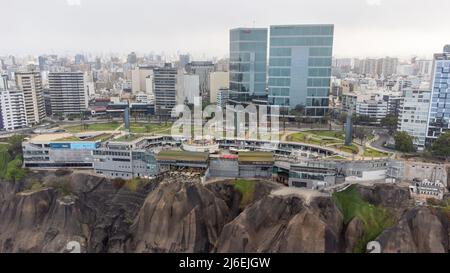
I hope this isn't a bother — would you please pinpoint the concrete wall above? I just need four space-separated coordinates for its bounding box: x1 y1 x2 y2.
402 161 448 186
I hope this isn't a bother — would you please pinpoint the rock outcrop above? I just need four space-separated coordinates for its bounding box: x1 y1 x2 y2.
376 207 449 253
0 172 448 253
0 172 155 253
215 192 343 253
127 182 230 253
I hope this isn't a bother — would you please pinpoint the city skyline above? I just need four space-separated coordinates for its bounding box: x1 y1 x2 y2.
1 0 449 59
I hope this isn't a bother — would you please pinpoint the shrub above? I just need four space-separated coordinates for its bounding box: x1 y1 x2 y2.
112 177 126 190
46 178 73 196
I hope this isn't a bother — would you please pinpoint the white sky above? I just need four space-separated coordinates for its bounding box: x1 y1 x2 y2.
1 0 449 59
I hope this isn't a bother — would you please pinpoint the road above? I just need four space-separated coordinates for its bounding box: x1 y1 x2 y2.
369 129 397 153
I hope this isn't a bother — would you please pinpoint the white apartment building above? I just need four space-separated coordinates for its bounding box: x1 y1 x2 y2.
0 76 28 131
398 89 430 150
15 71 46 124
341 93 357 114
48 72 88 115
356 99 388 124
135 92 154 104
217 88 230 108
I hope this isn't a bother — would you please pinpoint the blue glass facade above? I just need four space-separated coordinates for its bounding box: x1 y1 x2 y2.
229 28 268 104
268 25 333 117
426 51 450 144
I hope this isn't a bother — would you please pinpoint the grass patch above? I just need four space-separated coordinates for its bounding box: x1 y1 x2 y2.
363 147 389 158
306 130 344 140
233 179 256 207
64 122 121 133
329 143 359 154
129 122 172 134
0 144 11 179
287 130 345 146
333 185 395 253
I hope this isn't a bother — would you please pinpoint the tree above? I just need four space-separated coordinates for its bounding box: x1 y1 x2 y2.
7 135 25 158
431 131 450 160
5 156 26 182
353 126 369 145
145 124 152 133
381 114 398 133
394 132 415 153
323 110 332 131
290 104 305 126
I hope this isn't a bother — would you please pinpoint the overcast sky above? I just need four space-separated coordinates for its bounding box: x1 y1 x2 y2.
1 0 449 59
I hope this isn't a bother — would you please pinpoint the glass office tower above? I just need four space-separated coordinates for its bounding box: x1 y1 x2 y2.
426 45 450 145
268 24 334 117
229 28 268 105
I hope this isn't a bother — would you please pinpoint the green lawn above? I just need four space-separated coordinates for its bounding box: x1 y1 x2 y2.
363 147 389 158
330 143 359 154
287 130 345 146
64 122 121 133
288 132 339 146
233 179 256 208
0 144 10 179
306 130 345 140
333 185 395 253
129 122 172 134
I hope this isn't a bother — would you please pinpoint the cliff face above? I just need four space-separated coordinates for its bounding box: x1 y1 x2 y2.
0 172 156 253
215 193 343 253
376 208 449 253
0 172 448 253
127 182 230 253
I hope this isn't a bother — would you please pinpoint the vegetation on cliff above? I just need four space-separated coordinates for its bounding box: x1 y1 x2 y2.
333 185 395 253
233 179 256 207
0 135 27 182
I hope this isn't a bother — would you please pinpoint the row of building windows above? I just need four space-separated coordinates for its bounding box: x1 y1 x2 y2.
270 37 333 47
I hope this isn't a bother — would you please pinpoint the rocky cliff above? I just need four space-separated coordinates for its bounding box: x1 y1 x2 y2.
0 172 448 253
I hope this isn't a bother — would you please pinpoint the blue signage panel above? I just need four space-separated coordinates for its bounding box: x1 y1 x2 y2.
49 142 98 150
70 142 97 150
49 143 71 149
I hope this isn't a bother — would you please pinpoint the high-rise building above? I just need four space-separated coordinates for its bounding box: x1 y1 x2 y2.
0 75 28 131
15 71 46 124
229 28 268 105
131 66 153 93
38 56 46 71
179 54 190 70
268 24 334 117
75 54 85 65
416 60 433 76
48 72 87 116
154 64 177 116
398 89 431 150
127 52 137 65
185 61 214 102
176 73 200 105
426 45 450 145
382 93 403 116
217 88 230 108
376 57 398 77
209 71 229 104
360 59 378 76
356 100 387 124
